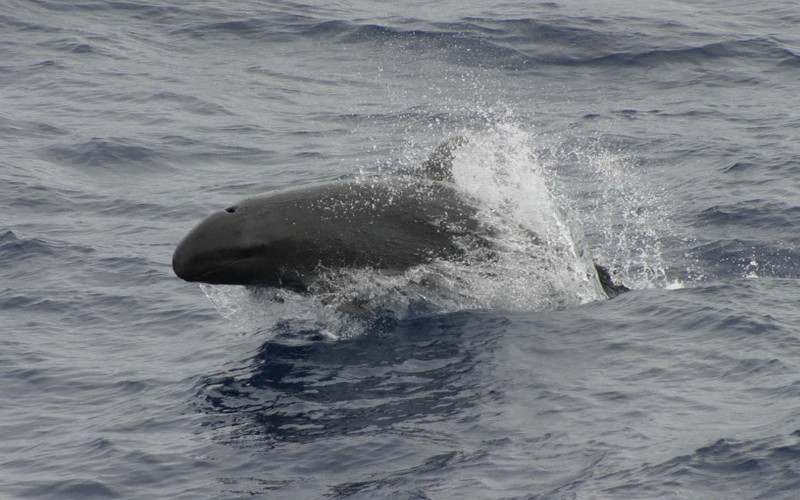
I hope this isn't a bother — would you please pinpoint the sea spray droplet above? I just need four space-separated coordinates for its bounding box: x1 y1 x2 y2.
541 135 675 290
199 284 356 340
445 123 608 308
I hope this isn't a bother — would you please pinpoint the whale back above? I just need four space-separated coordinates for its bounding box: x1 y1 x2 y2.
172 179 489 289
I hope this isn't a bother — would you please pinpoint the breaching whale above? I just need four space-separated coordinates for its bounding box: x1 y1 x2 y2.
172 140 629 301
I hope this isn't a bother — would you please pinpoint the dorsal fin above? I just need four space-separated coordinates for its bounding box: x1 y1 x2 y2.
594 263 630 298
418 136 468 182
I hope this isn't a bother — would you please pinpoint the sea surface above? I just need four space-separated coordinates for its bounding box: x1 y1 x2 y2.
3 1 800 498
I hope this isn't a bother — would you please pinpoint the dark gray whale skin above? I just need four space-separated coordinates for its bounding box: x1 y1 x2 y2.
173 138 629 299
172 178 490 292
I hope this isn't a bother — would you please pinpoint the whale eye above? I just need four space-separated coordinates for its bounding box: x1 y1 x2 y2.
225 206 237 214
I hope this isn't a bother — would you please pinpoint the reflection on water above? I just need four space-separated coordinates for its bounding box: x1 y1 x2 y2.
196 312 507 447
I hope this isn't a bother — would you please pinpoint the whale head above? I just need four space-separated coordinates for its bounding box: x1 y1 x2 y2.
172 201 314 291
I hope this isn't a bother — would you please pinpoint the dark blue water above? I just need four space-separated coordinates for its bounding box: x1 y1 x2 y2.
3 1 800 498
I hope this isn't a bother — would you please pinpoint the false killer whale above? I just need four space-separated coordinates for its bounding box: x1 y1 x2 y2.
172 140 629 300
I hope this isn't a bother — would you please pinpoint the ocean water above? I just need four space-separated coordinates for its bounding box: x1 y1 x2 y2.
3 1 800 498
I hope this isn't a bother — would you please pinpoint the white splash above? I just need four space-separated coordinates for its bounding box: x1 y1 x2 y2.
199 284 360 340
447 122 608 310
591 153 668 288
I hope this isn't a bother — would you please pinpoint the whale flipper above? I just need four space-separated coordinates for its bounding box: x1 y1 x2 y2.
595 263 630 298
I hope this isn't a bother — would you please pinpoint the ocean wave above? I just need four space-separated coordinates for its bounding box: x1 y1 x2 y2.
43 137 172 171
18 479 119 500
697 201 800 232
170 14 800 72
5 181 176 222
690 239 800 279
0 230 93 263
0 229 51 255
171 18 279 40
0 116 68 141
9 1 800 71
576 37 800 68
577 434 800 499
